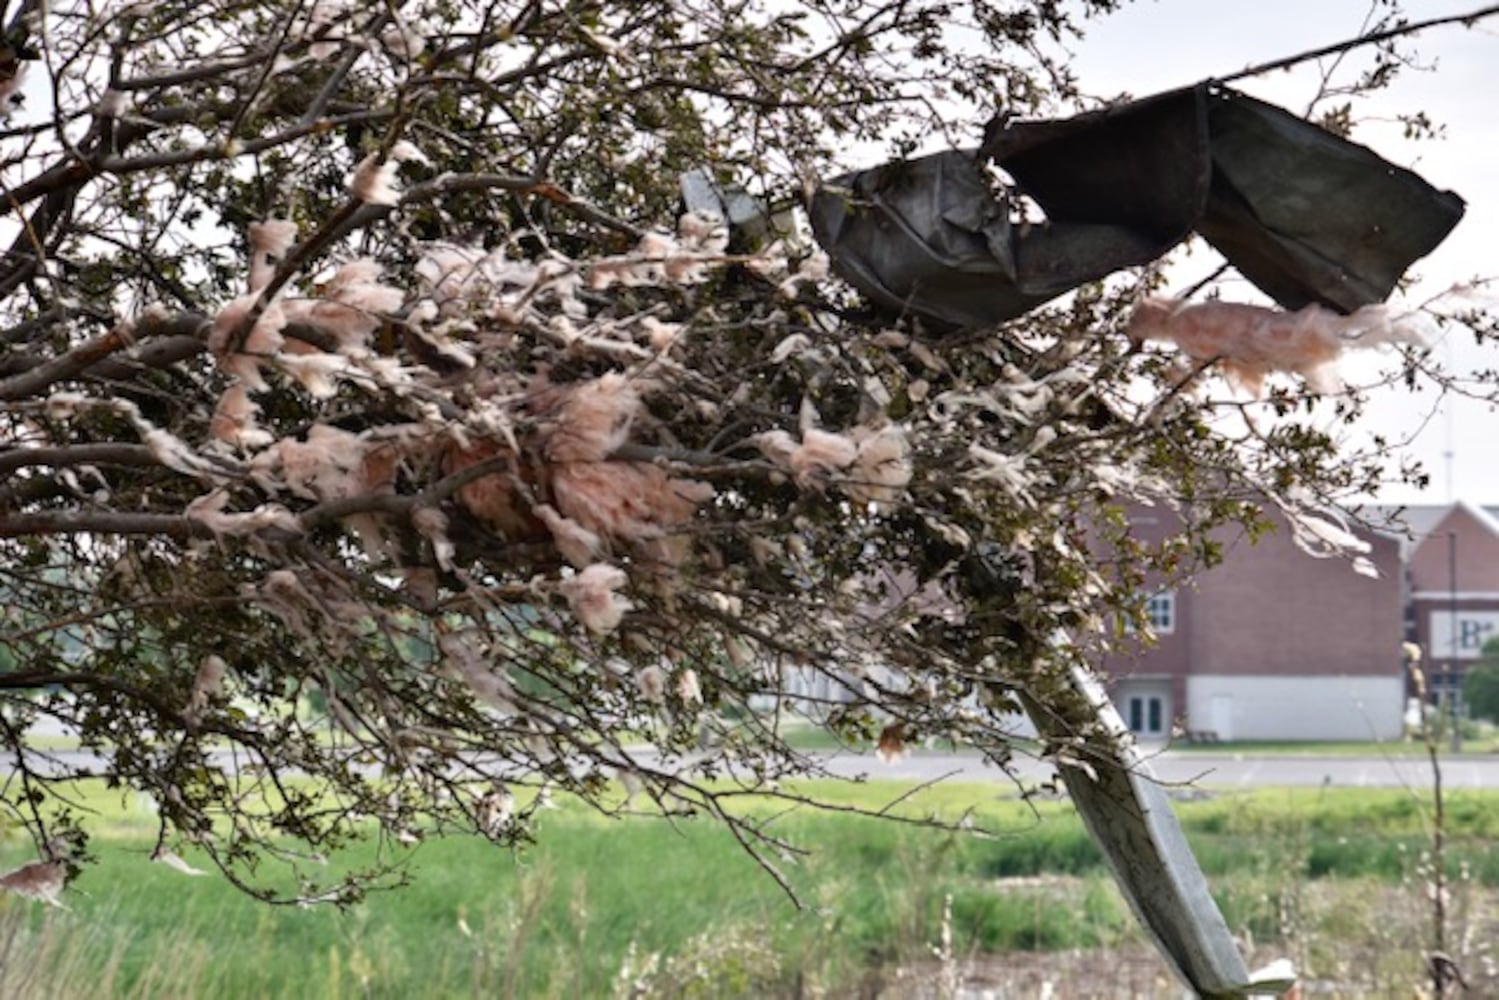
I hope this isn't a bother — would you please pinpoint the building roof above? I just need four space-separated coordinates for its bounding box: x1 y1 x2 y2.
1358 502 1499 555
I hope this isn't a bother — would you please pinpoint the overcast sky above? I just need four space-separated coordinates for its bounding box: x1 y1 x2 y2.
1063 0 1499 505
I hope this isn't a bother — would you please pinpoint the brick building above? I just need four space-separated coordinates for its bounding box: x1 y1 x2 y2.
1402 501 1499 703
795 501 1497 742
1101 505 1407 741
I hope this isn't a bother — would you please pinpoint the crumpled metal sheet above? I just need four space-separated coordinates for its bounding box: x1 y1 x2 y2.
809 83 1464 331
1022 665 1295 999
681 167 775 243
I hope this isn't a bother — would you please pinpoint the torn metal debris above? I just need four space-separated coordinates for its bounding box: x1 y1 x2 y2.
810 83 1465 331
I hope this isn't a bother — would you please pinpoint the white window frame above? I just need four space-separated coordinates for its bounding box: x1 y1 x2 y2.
1144 591 1176 635
1127 694 1167 736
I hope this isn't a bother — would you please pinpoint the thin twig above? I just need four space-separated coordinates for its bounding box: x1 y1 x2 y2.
1218 3 1499 85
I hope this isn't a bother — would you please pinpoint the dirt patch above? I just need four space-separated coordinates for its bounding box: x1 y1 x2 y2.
891 942 1499 999
891 945 1181 999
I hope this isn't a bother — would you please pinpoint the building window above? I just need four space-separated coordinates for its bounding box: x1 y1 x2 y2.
1144 591 1176 634
1118 590 1177 636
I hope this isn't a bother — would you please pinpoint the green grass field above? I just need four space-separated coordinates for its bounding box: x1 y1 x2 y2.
0 781 1495 997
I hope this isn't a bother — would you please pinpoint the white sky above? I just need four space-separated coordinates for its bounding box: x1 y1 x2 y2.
1066 0 1499 505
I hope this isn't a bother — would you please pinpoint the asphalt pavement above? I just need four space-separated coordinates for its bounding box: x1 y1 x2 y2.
806 747 1499 790
14 740 1499 790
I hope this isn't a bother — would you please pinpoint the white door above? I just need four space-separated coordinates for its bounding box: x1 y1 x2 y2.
1127 695 1166 737
1209 694 1234 742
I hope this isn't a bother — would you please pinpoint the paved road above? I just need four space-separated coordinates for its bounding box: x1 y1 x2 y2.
805 748 1499 790
16 743 1499 790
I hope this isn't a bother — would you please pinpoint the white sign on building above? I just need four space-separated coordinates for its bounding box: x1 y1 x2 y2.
1429 610 1499 659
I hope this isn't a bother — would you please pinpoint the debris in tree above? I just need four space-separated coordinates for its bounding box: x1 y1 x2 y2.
809 83 1464 331
152 846 209 877
0 860 66 907
1127 297 1428 396
875 722 906 763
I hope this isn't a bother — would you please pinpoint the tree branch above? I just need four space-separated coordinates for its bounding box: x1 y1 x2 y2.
0 327 135 401
0 511 209 538
0 311 209 401
0 442 156 476
1218 3 1499 84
